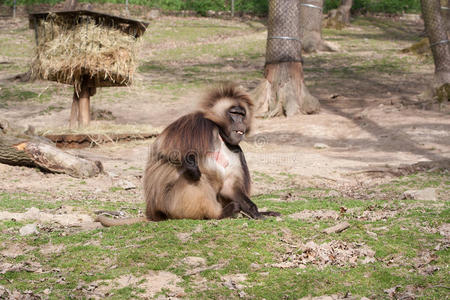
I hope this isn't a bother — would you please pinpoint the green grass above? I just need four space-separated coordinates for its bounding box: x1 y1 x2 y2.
0 171 448 298
0 84 64 104
0 12 445 299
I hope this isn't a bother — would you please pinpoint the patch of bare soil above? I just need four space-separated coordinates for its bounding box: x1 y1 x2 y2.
0 207 101 230
272 240 376 269
0 285 42 300
347 206 398 221
289 210 340 221
87 271 184 299
0 15 448 206
0 261 44 274
0 243 35 258
299 295 367 300
222 273 249 297
39 243 66 255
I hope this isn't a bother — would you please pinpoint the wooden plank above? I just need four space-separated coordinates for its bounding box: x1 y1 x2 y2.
78 82 90 127
29 9 149 37
69 91 79 128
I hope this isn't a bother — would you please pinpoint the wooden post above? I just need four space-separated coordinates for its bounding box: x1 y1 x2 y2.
69 91 79 128
13 0 16 18
78 81 91 127
231 0 235 17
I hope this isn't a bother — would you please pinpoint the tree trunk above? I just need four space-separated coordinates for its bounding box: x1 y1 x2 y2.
252 0 320 117
299 0 336 53
325 0 353 29
446 0 450 33
78 82 91 127
0 120 103 178
421 0 450 101
70 78 94 128
339 0 353 24
63 0 78 10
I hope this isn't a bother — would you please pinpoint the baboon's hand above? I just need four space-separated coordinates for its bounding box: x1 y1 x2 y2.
260 211 281 217
240 201 262 219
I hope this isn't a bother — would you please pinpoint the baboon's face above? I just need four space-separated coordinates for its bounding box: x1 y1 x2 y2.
221 105 247 145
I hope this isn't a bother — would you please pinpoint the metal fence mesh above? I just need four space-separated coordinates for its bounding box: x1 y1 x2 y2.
299 0 323 41
266 0 303 64
421 0 450 75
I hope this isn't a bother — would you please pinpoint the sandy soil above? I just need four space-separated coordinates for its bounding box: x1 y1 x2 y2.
0 15 449 198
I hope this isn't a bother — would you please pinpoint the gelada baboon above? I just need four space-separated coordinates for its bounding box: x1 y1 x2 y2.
96 84 279 226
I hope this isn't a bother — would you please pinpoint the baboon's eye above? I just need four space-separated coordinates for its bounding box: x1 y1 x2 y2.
229 106 246 116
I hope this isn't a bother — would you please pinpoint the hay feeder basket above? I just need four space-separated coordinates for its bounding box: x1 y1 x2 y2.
29 10 148 127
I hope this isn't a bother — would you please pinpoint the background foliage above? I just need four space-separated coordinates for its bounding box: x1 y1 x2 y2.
0 0 422 15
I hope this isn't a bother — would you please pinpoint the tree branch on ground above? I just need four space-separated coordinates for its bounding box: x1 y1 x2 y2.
0 119 103 178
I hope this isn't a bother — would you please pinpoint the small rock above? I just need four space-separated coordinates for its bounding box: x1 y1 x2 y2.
116 180 136 190
181 256 206 268
403 188 437 201
361 257 376 264
438 223 450 237
313 143 329 149
25 207 40 218
384 286 400 298
19 224 39 236
222 274 247 291
176 232 191 243
367 231 378 239
107 172 119 178
327 190 339 197
238 291 247 298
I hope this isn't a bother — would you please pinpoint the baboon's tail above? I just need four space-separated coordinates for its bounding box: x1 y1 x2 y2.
95 215 147 227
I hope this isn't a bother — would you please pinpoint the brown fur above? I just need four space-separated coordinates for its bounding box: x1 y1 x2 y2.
201 84 254 133
96 84 277 227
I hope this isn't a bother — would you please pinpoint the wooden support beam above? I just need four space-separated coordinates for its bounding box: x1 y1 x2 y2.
78 81 91 127
69 91 79 128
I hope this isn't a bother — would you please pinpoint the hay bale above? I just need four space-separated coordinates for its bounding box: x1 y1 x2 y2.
30 11 145 92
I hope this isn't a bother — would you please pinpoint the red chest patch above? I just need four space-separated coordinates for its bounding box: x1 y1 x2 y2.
207 150 229 169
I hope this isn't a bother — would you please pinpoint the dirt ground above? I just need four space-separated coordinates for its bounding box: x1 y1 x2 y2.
0 15 449 196
0 11 449 299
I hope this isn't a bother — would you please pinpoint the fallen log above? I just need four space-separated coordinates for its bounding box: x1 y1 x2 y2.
44 132 159 148
0 119 103 178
